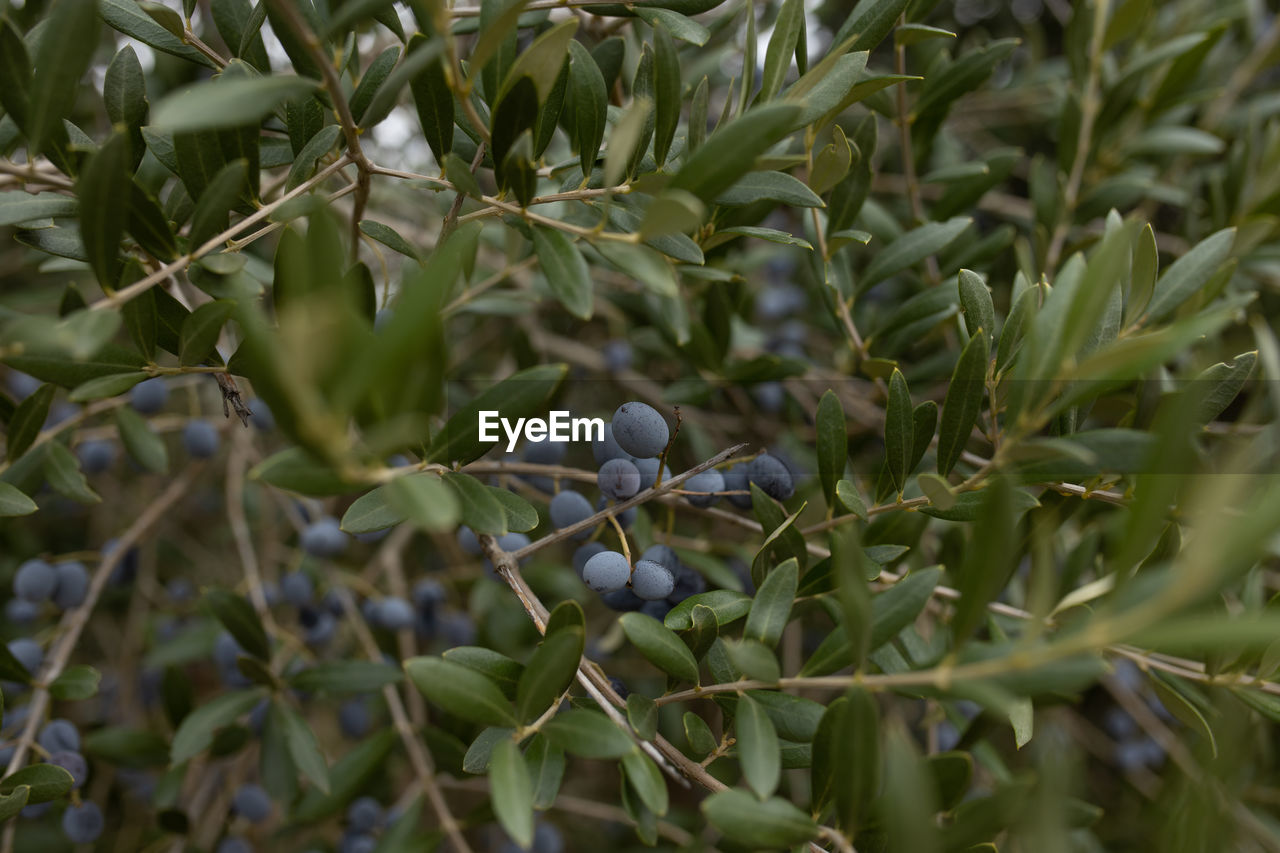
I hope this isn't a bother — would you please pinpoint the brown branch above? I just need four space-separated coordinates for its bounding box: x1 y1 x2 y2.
1044 0 1110 271
266 0 371 257
330 584 476 853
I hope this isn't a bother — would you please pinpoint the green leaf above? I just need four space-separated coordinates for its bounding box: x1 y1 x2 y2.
863 218 972 287
203 588 270 660
404 656 518 727
812 688 879 830
408 37 453 164
540 709 634 758
715 170 823 207
835 480 868 520
702 789 818 848
831 0 909 54
626 694 658 741
83 727 169 768
635 7 709 45
912 38 1019 134
280 701 330 794
250 448 358 496
736 695 781 799
7 383 54 462
151 75 320 132
101 0 212 66
0 192 78 227
951 476 1017 643
651 22 681 167
916 471 955 510
138 0 183 37
532 227 593 320
443 471 507 535
515 622 583 723
0 784 28 821
288 661 403 693
0 483 38 518
619 612 699 683
115 405 168 474
1124 222 1159 327
360 220 421 261
285 124 342 191
128 181 179 260
621 748 668 816
27 0 98 157
567 41 607 179
664 590 752 630
0 20 31 136
427 364 567 465
445 647 525 698
499 17 577 104
668 103 803 205
293 730 396 823
0 764 73 805
784 52 873 128
189 160 247 249
957 269 995 343
1194 351 1257 424
0 638 35 682
759 0 802 102
604 96 652 188
595 241 679 297
896 22 956 46
490 487 539 533
750 488 807 584
260 702 298 804
684 712 716 757
703 225 811 250
44 442 100 504
526 734 565 810
78 132 132 287
463 727 512 774
171 689 264 763
937 331 989 476
350 45 400 125
360 37 446 130
386 473 461 532
723 637 781 682
179 300 234 367
884 369 913 495
1141 227 1235 324
743 558 798 649
490 738 534 848
688 75 709 153
816 390 847 510
341 485 406 533
809 126 853 196
870 567 942 650
13 225 87 262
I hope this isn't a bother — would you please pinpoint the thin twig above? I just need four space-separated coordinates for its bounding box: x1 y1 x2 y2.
88 156 353 311
332 585 476 853
266 0 372 257
1044 0 1110 271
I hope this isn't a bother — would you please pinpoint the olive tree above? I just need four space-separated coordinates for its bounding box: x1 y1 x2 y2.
1 0 1279 851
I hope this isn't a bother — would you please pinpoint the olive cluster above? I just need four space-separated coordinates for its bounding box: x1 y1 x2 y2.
468 401 796 621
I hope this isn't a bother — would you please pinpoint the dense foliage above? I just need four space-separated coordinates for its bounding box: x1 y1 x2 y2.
1 0 1279 850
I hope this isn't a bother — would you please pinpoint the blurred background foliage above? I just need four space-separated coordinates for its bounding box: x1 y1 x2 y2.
1 0 1279 851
